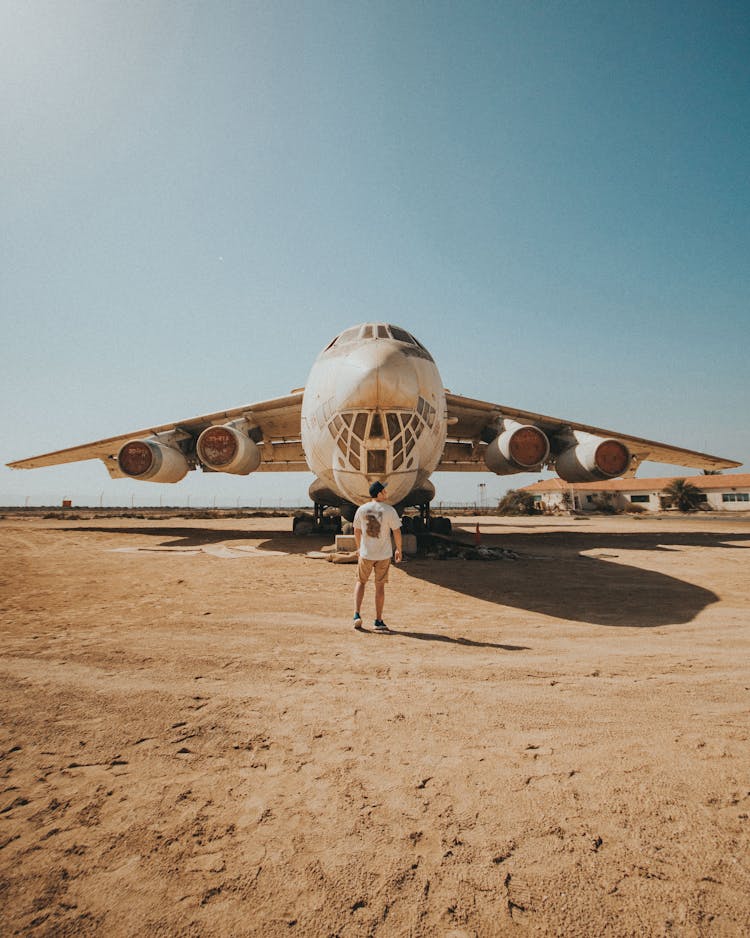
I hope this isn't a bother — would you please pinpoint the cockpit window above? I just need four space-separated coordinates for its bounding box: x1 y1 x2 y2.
325 326 361 351
339 327 360 344
390 326 411 344
326 324 431 358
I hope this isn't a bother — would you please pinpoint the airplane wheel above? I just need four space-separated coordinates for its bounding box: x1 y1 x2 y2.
293 515 314 536
431 516 452 535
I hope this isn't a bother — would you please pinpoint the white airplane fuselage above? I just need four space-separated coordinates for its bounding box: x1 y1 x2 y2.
301 325 447 506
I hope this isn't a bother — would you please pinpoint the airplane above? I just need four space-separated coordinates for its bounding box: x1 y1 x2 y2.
7 322 741 533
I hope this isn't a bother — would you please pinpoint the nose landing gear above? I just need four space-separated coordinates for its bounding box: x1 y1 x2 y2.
292 503 343 536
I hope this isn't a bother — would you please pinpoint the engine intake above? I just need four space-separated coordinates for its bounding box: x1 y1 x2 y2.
555 432 630 482
117 439 189 483
484 422 550 475
197 425 261 475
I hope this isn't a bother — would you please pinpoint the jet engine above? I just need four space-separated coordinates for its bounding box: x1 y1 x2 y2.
484 421 550 475
117 439 189 482
196 424 261 475
555 431 630 482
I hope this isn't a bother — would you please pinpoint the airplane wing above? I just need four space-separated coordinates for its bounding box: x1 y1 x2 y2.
439 392 741 473
7 392 307 477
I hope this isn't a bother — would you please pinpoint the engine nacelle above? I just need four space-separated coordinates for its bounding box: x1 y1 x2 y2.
484 422 550 475
196 425 261 475
117 439 189 483
555 431 630 482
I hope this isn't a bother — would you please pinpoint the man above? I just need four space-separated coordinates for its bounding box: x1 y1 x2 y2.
352 481 402 632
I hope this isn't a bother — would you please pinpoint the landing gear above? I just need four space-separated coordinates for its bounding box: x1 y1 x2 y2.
314 503 326 530
292 514 314 536
430 515 452 536
292 504 343 536
401 504 452 536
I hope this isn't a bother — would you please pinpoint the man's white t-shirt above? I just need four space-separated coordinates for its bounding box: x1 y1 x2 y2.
353 501 402 561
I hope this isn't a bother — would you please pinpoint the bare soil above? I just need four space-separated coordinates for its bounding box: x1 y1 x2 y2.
1 513 749 936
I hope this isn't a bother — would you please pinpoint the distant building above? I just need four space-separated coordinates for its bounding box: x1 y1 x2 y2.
521 474 750 513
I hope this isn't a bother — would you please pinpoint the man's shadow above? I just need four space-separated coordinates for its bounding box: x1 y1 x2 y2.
354 624 528 650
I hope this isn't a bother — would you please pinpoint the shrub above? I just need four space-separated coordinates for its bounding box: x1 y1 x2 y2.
624 502 647 514
497 490 537 516
592 492 619 514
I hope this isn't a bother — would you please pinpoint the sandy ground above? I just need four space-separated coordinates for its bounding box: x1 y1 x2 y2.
1 512 749 937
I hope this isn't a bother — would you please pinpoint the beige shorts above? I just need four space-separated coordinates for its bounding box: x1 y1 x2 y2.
357 557 391 585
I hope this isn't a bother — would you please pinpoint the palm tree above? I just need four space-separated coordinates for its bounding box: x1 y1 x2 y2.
663 478 702 512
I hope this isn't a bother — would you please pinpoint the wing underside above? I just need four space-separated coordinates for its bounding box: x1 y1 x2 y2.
439 392 741 473
7 388 741 482
7 393 307 476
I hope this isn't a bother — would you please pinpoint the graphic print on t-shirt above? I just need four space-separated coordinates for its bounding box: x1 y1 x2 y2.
365 511 381 538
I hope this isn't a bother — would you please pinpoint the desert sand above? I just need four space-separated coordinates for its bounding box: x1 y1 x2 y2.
1 511 749 937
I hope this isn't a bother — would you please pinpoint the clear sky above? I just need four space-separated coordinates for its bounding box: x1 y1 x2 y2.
1 1 748 508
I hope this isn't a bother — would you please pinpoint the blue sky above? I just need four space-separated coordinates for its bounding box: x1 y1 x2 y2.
1 1 748 507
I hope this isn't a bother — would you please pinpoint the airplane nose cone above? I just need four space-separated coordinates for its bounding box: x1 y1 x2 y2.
337 344 419 410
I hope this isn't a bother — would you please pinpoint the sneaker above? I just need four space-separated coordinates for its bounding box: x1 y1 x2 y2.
373 619 390 632
353 612 363 630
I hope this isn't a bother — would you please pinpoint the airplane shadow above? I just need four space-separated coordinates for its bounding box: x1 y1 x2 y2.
61 524 750 629
64 525 323 555
397 528 750 628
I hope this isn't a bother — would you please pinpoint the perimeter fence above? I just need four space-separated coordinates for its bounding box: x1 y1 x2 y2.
0 493 311 511
0 492 491 513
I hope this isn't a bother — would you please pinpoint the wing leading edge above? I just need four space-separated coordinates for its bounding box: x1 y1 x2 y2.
439 393 741 474
7 393 306 476
7 389 741 481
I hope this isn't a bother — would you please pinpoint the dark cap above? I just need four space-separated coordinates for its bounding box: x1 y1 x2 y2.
369 481 386 497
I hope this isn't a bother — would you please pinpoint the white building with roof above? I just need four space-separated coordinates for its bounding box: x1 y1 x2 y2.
521 474 750 512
